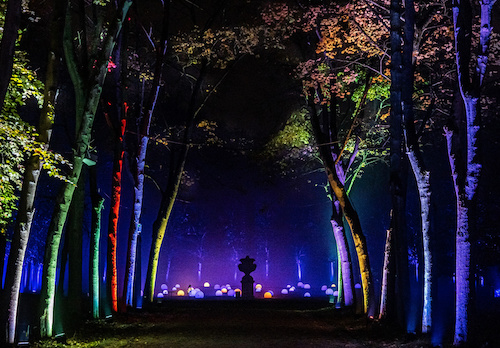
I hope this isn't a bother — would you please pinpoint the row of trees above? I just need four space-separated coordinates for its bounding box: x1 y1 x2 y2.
0 0 498 346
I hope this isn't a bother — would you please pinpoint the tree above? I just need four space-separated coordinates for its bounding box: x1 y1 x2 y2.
447 0 497 344
39 0 132 337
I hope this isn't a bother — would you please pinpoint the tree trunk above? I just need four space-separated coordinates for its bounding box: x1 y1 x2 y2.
39 1 132 337
123 1 170 307
330 200 354 307
89 166 104 319
379 226 393 319
0 0 21 111
451 0 495 344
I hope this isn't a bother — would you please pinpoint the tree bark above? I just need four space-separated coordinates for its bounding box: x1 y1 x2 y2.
123 1 170 307
0 0 21 111
39 1 132 337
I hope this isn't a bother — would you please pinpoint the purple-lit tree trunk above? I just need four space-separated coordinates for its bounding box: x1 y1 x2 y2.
331 200 354 307
39 1 132 337
123 2 170 308
450 0 495 344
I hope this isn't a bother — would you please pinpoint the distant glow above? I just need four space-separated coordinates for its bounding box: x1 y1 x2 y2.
161 284 168 290
221 288 228 294
204 282 210 288
226 284 231 289
321 285 327 291
228 289 235 297
172 287 177 291
215 290 223 296
495 289 500 298
354 283 361 289
255 287 262 292
287 284 291 288
331 284 336 288
304 284 311 289
177 290 185 296
157 293 164 298
255 284 262 289
289 287 295 292
214 284 221 290
162 290 168 295
297 282 304 288
333 291 338 296
325 288 334 295
304 292 311 297
281 289 288 295
195 291 205 299
264 292 273 298
175 284 181 288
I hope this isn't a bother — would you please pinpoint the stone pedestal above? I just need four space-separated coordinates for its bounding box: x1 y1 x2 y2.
238 256 257 299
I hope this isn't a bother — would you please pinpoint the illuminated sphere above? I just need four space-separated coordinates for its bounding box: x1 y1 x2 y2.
214 284 221 290
226 284 231 289
255 287 262 292
321 285 327 291
264 291 273 298
195 291 205 299
354 283 362 289
304 283 311 290
287 284 291 288
215 290 223 296
172 287 177 291
204 282 210 288
255 284 262 289
289 287 296 292
331 284 336 288
161 284 168 290
228 289 235 297
281 289 288 295
175 284 181 288
297 282 304 288
177 290 185 296
304 292 311 297
221 288 228 294
162 290 169 295
325 288 334 295
157 293 164 298
333 291 339 296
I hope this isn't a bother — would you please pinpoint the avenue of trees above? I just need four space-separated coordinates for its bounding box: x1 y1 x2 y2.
0 0 499 346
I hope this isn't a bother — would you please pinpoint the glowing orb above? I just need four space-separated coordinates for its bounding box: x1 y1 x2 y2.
228 289 235 297
157 293 164 298
215 290 223 296
321 285 327 291
354 283 361 289
297 282 304 288
172 287 177 291
264 292 273 298
226 284 231 289
255 284 262 289
325 288 334 295
289 287 296 292
221 288 228 294
255 288 262 292
287 284 291 288
162 290 168 295
195 291 205 299
304 284 311 289
333 291 339 296
304 292 311 297
495 289 500 298
177 290 185 296
204 282 210 288
175 284 181 288
214 284 221 290
161 284 168 290
281 289 288 295
331 284 336 288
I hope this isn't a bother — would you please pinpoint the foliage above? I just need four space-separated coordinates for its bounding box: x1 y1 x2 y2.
0 11 70 232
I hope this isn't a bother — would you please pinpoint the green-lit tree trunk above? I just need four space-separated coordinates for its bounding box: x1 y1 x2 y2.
39 0 132 337
89 165 104 319
124 1 170 307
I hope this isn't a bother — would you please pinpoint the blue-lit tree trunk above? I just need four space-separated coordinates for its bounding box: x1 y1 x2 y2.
123 2 170 307
39 0 132 337
450 0 495 344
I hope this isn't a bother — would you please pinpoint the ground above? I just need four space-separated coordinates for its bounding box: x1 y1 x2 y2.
31 299 439 348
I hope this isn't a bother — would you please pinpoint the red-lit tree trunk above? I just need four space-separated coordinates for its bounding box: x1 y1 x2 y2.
450 0 495 344
39 0 132 337
123 1 170 307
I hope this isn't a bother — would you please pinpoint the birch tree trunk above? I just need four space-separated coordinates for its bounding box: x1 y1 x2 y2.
123 1 170 307
90 165 104 319
39 1 132 337
451 0 495 344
